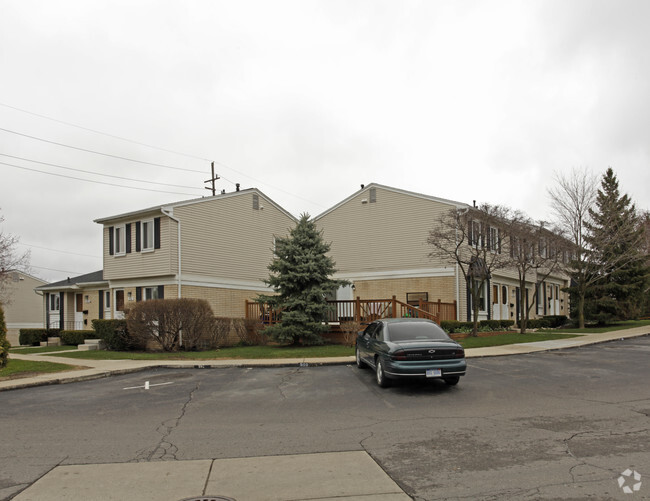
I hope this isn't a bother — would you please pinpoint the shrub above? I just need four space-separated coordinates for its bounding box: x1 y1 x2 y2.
520 318 552 330
59 330 96 346
440 320 474 333
18 328 58 346
499 320 515 329
340 320 363 347
91 319 135 351
0 305 9 369
543 315 569 328
126 298 215 352
479 320 501 331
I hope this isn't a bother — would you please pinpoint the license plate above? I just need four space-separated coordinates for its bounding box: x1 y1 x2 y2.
426 369 442 378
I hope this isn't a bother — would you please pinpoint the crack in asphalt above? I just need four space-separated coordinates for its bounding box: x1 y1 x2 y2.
133 382 200 462
277 368 301 400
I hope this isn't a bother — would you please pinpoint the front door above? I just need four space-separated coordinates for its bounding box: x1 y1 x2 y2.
115 290 125 319
75 293 84 329
501 285 509 320
492 284 501 320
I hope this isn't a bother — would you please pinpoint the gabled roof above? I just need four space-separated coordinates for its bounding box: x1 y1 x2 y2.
35 270 107 291
314 183 470 220
94 187 297 224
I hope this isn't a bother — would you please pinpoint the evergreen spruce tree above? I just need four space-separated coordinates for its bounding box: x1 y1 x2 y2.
258 214 348 345
0 305 10 368
584 168 648 323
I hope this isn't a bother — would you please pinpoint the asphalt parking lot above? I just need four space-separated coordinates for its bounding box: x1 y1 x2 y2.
2 337 649 500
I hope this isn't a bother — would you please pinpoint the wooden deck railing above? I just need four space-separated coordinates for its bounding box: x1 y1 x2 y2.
245 296 457 326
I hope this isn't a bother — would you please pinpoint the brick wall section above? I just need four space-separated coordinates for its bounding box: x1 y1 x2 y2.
353 276 456 305
179 285 260 318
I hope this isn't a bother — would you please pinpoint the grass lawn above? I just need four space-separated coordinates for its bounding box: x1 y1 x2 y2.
10 345 79 354
539 319 650 334
49 344 356 360
457 332 580 349
0 359 81 380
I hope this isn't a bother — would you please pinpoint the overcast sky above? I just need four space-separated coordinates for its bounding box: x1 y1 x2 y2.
1 0 649 283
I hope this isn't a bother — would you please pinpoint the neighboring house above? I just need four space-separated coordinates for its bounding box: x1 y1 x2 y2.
315 183 571 323
93 188 296 320
1 271 47 346
35 270 108 331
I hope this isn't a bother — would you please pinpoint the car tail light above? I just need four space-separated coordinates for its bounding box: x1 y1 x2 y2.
391 350 407 361
454 349 465 358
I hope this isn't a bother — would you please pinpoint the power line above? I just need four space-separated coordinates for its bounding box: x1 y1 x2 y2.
17 242 101 259
1 161 200 196
0 101 212 162
0 126 205 173
0 153 204 191
30 264 86 275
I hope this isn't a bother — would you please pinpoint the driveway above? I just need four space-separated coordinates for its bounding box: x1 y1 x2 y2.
1 337 649 500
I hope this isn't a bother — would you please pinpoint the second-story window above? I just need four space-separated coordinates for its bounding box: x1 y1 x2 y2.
141 219 154 252
114 225 126 256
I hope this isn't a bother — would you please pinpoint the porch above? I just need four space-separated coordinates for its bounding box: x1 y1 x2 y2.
245 296 457 327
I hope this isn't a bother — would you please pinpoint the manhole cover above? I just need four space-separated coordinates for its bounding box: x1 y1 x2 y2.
179 497 236 501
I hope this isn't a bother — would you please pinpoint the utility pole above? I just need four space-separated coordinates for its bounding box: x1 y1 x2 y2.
204 161 220 196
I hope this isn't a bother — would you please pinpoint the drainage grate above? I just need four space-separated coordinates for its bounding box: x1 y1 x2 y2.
179 497 236 501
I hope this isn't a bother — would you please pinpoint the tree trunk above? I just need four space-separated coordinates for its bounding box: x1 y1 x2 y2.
578 291 585 329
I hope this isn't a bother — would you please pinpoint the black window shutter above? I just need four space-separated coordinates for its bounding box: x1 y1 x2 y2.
154 217 161 249
98 291 104 319
136 287 142 302
125 223 132 253
108 227 114 256
59 292 64 329
135 221 141 252
157 285 164 299
45 293 50 327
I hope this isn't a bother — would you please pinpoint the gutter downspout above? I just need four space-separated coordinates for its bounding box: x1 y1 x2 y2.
160 208 182 299
161 208 182 346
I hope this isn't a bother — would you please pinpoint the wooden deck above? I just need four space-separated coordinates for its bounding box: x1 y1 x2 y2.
246 296 457 326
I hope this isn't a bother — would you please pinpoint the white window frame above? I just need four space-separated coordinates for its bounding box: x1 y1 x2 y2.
49 294 60 312
488 227 500 253
141 219 155 252
114 224 126 256
104 291 111 310
144 287 159 300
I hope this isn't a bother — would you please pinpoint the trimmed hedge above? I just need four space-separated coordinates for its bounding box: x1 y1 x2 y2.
18 328 60 346
91 319 136 351
543 315 569 328
59 330 97 346
441 319 514 333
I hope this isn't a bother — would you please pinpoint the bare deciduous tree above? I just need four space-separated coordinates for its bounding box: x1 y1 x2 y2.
506 215 571 332
547 168 597 328
0 211 31 305
428 204 512 336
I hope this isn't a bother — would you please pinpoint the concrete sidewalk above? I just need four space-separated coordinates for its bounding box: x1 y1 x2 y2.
2 326 648 393
11 451 412 501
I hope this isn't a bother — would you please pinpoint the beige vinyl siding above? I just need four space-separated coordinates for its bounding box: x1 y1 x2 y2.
1 273 45 324
174 193 294 282
102 214 174 280
317 187 457 273
3 273 46 345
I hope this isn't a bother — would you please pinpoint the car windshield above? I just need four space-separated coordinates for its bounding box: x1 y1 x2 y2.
386 322 451 342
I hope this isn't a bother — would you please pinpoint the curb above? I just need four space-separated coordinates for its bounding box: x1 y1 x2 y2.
3 330 648 392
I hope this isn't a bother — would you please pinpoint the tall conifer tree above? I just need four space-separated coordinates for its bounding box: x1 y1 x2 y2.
584 168 648 322
258 214 348 345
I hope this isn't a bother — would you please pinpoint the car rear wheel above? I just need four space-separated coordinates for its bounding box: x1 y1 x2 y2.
444 376 460 386
376 359 391 388
355 347 367 369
